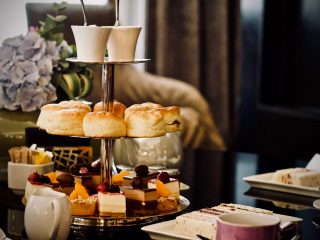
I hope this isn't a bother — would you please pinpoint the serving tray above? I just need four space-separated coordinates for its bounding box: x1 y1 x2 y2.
71 196 189 228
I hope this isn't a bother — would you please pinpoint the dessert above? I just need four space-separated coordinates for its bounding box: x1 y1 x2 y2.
272 168 320 187
122 165 158 187
24 172 51 201
148 171 180 200
93 100 126 118
69 182 97 216
24 172 74 202
155 178 178 212
83 111 126 137
97 183 126 215
120 186 158 215
174 203 273 240
124 102 182 137
37 100 91 136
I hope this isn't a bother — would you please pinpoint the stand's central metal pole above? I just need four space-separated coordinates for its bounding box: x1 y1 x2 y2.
100 64 114 186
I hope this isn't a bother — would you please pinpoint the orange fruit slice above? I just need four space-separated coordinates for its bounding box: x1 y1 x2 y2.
156 179 171 198
75 182 89 199
69 190 77 200
44 172 59 183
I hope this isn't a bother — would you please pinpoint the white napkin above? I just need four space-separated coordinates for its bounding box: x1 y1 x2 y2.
306 153 320 172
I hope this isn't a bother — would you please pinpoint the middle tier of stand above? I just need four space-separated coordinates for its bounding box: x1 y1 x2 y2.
67 57 150 65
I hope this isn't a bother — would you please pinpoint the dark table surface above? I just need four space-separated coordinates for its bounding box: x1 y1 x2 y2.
1 152 320 239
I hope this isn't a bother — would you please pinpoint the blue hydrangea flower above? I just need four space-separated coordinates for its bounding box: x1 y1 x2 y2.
0 32 58 112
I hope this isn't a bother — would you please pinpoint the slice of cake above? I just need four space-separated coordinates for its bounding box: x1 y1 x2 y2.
148 172 180 200
174 203 273 240
120 186 158 216
272 167 320 187
122 165 158 187
69 182 97 216
97 183 126 215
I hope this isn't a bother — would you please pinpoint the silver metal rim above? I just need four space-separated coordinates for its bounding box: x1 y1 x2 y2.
71 196 190 227
66 57 150 64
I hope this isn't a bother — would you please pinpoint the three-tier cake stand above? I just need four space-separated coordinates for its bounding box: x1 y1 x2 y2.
65 59 189 229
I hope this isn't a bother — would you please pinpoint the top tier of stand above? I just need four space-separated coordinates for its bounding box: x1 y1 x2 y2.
66 57 150 65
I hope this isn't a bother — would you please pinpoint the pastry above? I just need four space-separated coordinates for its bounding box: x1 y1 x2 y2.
69 182 97 216
93 100 126 118
120 186 158 215
154 178 178 212
122 165 158 187
125 102 182 137
148 172 180 200
83 111 126 137
37 100 91 136
174 203 273 240
272 168 320 187
97 183 126 215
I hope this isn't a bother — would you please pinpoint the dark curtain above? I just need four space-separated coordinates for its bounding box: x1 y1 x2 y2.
146 0 240 207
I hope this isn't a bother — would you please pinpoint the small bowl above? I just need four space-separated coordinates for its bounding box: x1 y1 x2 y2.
7 161 54 190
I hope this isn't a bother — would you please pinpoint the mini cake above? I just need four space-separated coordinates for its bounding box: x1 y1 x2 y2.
24 172 74 202
70 163 100 194
120 186 158 216
148 172 180 200
97 183 126 215
174 203 273 240
155 177 178 212
24 172 51 201
272 168 320 187
122 165 158 187
69 182 97 216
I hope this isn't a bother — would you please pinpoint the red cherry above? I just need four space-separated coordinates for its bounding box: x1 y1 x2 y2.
96 181 109 192
28 172 42 184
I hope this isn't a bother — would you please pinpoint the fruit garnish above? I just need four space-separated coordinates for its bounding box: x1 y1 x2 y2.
39 175 51 184
156 179 171 198
96 181 109 193
57 173 74 187
108 185 120 193
28 172 42 184
112 170 129 184
79 166 89 174
132 176 143 189
157 172 170 184
134 165 149 177
44 172 59 183
75 182 89 199
69 190 77 200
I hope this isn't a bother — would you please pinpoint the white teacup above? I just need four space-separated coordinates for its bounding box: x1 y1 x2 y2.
216 212 299 240
24 188 71 240
107 26 142 62
71 25 113 62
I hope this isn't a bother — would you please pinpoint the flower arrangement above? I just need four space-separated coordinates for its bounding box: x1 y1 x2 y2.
0 1 93 112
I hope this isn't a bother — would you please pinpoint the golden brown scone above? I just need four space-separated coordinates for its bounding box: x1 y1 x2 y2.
124 102 162 118
45 108 89 136
93 100 126 119
161 106 183 132
83 111 126 138
37 100 91 136
125 107 167 137
125 103 182 137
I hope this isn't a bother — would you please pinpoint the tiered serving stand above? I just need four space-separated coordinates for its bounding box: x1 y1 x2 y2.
64 57 189 228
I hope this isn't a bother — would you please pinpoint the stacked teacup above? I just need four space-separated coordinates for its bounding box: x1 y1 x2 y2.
71 25 141 62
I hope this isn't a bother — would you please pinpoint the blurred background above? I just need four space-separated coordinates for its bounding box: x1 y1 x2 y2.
0 0 320 209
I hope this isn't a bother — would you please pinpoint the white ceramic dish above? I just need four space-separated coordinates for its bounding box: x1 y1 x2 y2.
141 214 302 240
7 161 54 190
243 172 320 198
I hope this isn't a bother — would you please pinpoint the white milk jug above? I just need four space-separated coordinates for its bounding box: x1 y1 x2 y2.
24 188 71 240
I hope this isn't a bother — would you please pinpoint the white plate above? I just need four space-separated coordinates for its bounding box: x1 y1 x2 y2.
243 172 320 198
141 214 302 240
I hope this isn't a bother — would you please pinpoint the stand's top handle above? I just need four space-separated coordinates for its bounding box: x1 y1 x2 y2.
115 0 120 26
80 0 88 26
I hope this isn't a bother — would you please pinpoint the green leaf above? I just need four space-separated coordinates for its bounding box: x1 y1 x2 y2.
59 61 69 69
61 49 70 60
79 74 93 98
43 17 56 32
59 79 75 100
55 15 67 22
53 33 64 44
